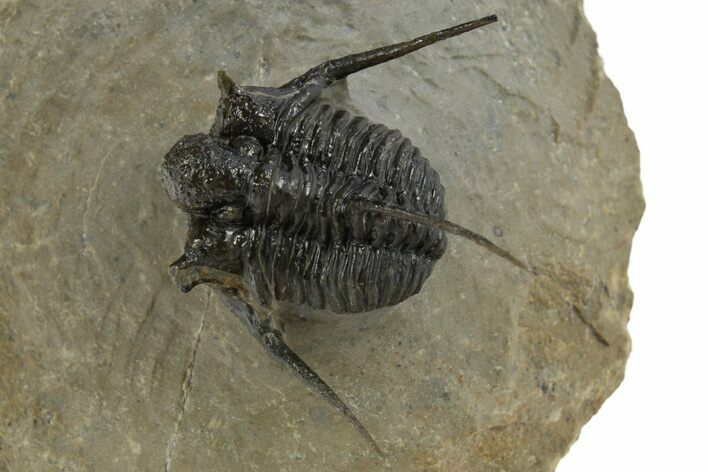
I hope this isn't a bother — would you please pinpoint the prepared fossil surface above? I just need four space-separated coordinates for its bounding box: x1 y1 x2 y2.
161 15 530 454
1 1 643 469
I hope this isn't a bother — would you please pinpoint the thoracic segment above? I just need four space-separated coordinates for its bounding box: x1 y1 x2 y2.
244 226 436 313
220 101 451 313
267 155 446 257
278 102 445 214
271 101 447 251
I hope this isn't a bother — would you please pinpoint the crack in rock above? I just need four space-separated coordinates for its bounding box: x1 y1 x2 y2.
164 294 210 472
529 264 610 346
81 145 113 257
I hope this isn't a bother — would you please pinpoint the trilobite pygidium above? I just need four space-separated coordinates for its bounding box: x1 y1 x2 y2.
162 14 532 455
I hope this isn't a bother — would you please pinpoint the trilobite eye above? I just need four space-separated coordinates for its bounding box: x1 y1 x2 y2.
214 205 243 223
229 135 264 161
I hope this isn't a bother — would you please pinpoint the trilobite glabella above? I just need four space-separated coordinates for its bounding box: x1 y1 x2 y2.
161 14 531 455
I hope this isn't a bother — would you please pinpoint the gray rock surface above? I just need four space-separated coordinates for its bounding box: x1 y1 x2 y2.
0 1 643 470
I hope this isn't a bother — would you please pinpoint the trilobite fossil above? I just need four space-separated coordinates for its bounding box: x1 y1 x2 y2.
161 14 532 454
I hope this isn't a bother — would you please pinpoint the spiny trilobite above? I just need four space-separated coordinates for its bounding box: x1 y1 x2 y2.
161 14 531 455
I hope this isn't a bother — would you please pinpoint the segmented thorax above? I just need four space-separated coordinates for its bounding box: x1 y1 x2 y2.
240 100 448 314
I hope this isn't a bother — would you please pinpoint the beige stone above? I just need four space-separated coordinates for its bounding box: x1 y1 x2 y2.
0 1 643 470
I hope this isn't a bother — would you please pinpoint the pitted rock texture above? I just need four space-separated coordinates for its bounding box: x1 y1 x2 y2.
0 1 643 471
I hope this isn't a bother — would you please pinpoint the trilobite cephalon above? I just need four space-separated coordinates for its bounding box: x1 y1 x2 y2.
161 14 532 455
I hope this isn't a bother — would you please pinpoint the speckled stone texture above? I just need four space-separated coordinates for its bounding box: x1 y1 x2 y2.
0 1 643 470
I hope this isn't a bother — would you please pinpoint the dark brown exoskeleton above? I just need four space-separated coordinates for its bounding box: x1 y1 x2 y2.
161 15 532 455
